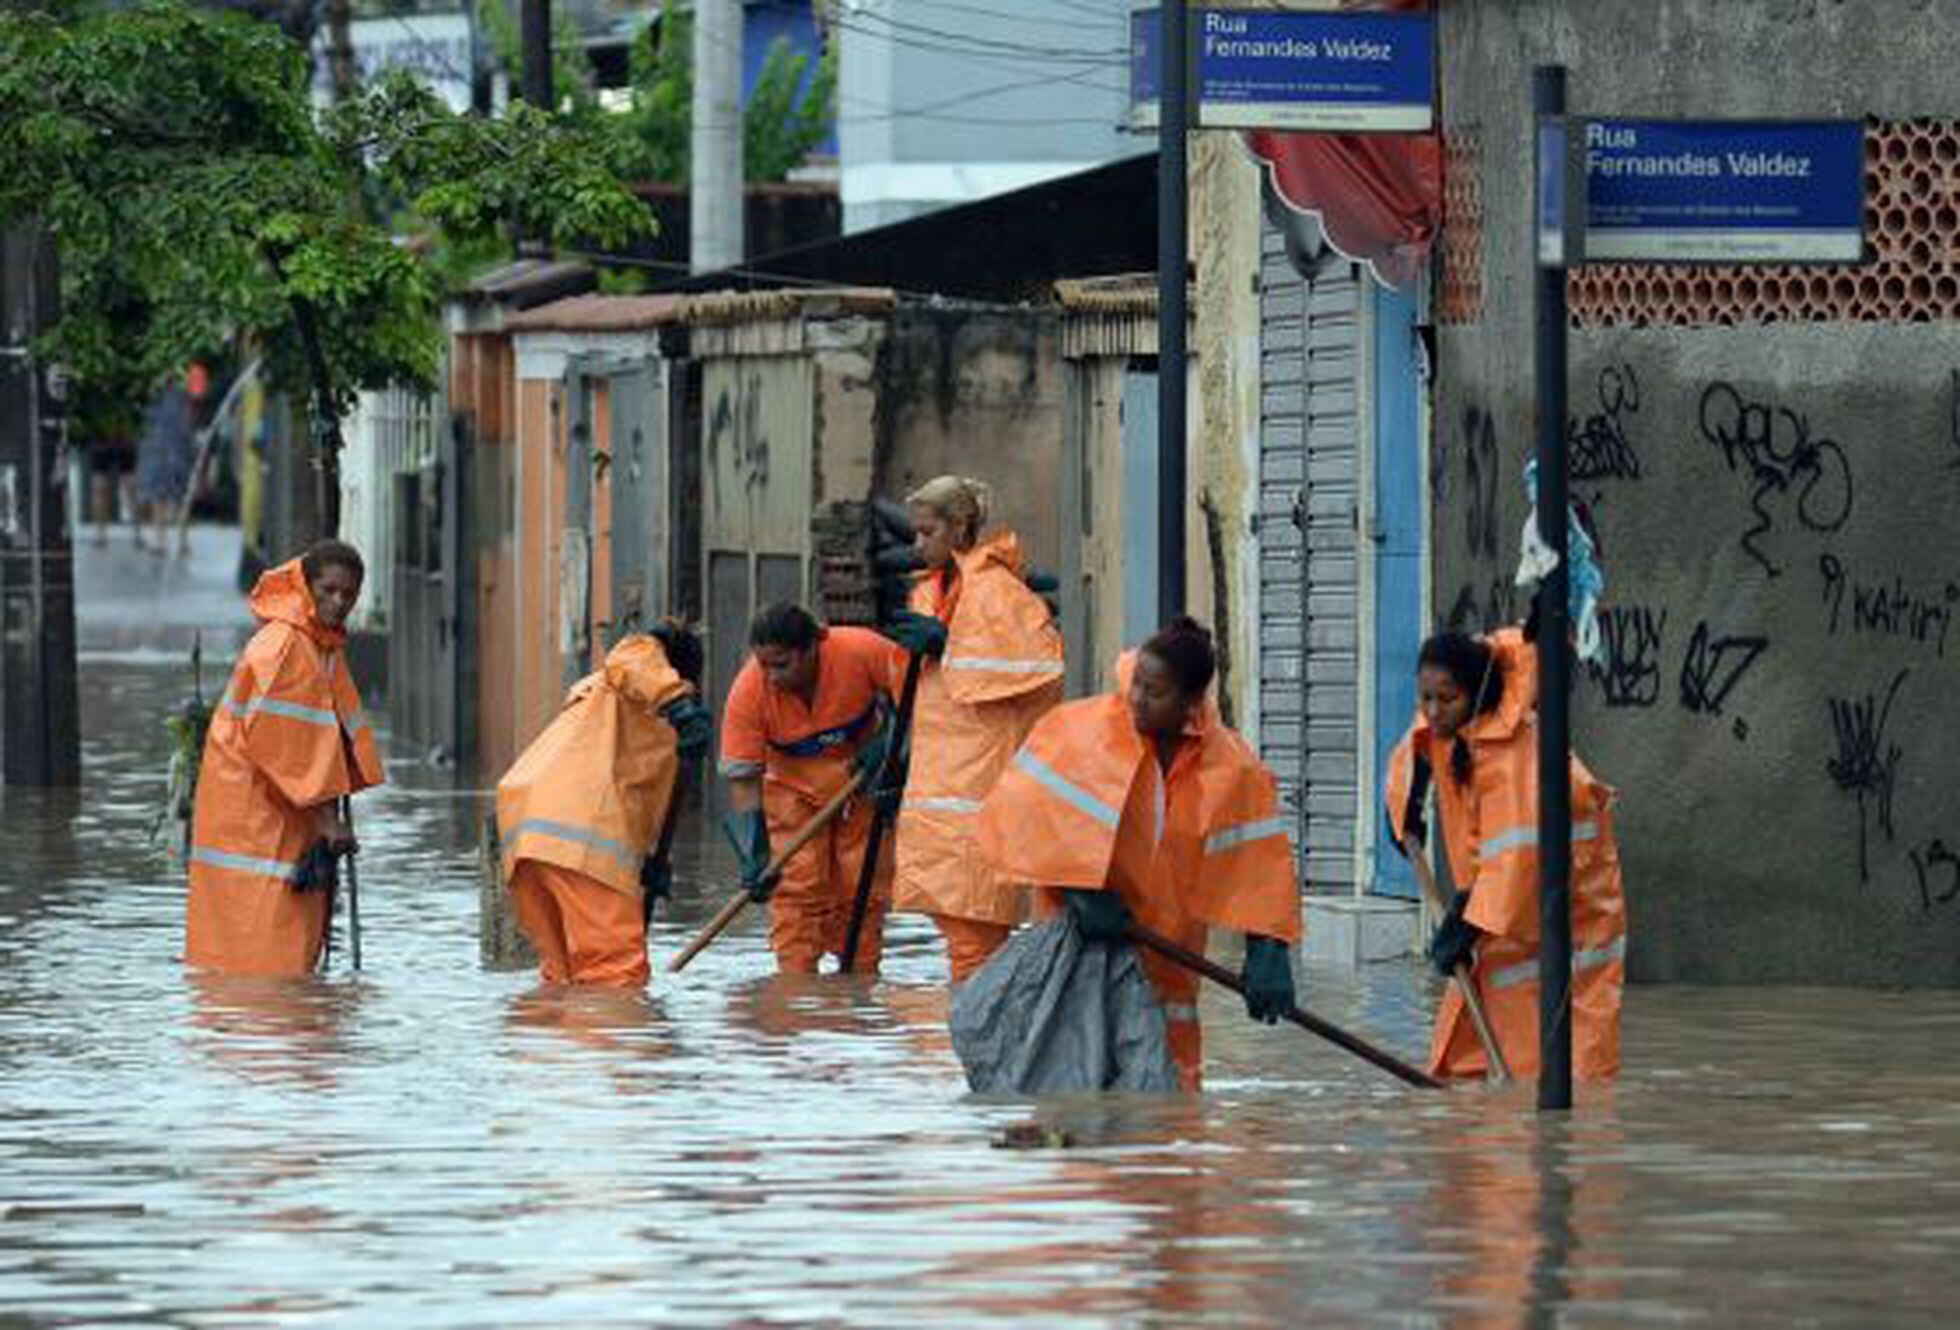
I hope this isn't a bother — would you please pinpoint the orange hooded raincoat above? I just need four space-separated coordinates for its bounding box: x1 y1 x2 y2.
893 530 1065 982
719 626 903 973
497 635 694 986
185 560 385 976
1384 629 1627 1082
976 654 1301 1088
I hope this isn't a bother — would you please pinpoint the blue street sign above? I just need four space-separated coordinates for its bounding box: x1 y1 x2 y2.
1580 120 1865 263
1131 8 1434 133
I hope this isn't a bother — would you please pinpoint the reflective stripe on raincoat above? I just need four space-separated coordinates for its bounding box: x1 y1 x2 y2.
185 559 385 976
496 634 693 897
977 653 1300 1086
1384 628 1627 1082
894 529 1064 927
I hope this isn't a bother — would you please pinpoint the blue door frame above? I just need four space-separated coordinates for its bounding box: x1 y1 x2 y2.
1371 283 1423 899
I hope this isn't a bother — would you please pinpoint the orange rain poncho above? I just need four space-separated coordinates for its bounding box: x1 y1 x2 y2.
893 530 1065 982
497 635 695 986
1384 629 1627 1082
185 560 385 976
976 655 1301 1089
719 626 903 973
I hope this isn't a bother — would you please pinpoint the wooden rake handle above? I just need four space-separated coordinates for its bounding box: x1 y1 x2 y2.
666 773 864 973
1408 845 1512 1083
1123 922 1441 1090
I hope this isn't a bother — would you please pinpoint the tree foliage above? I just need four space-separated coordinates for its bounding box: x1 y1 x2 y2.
479 0 838 186
0 1 653 426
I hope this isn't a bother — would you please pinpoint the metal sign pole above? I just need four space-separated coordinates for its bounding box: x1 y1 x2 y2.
1156 1 1189 624
1533 65 1575 1112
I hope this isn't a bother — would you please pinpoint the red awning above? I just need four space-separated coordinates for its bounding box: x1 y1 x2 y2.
1244 1 1443 289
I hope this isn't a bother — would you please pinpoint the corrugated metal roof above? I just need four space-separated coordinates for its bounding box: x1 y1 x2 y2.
676 286 896 326
503 294 687 333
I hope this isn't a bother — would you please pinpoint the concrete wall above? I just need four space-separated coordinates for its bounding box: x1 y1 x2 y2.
871 307 1065 577
1438 0 1960 985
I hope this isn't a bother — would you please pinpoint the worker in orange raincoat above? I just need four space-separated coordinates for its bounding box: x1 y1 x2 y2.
1383 627 1627 1082
497 625 712 986
719 603 910 974
976 617 1302 1090
185 540 384 976
887 476 1065 984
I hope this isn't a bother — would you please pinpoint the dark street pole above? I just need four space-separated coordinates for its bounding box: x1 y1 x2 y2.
0 224 80 785
1156 0 1188 625
520 0 553 113
1533 65 1574 1112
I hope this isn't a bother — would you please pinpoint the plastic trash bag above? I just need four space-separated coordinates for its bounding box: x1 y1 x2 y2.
950 917 1179 1094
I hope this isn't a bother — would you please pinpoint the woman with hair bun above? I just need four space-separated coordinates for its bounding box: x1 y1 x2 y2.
1384 626 1627 1082
886 475 1066 984
976 617 1301 1090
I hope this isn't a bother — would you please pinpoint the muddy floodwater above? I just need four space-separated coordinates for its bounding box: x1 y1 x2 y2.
3 532 1958 1326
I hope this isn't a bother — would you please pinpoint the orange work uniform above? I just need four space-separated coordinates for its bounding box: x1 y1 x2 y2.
497 635 694 986
892 530 1064 983
186 560 385 976
1384 629 1627 1082
719 626 901 974
976 655 1301 1089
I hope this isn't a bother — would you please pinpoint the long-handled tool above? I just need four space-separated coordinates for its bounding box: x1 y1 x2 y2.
668 774 864 973
342 795 362 971
1408 845 1510 1083
839 651 925 974
1124 922 1441 1090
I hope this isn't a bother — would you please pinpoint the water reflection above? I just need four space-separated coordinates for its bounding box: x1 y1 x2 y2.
4 569 1960 1324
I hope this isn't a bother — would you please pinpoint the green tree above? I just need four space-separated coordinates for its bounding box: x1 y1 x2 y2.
0 1 653 536
480 1 838 185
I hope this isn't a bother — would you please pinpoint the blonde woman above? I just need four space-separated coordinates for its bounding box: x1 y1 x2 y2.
887 476 1065 983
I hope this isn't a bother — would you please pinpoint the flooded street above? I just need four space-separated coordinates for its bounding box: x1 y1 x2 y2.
3 532 1958 1326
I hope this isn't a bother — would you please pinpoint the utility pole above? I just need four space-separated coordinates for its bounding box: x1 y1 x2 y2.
520 0 553 114
691 0 745 274
1156 1 1188 624
1533 65 1575 1112
0 224 80 786
325 0 356 102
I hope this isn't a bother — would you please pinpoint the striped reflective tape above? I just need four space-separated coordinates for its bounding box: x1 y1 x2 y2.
190 846 299 881
718 758 765 779
1161 1003 1199 1023
504 818 639 870
1012 750 1120 829
223 691 340 729
943 655 1065 676
1204 815 1291 857
902 796 983 814
1487 935 1627 991
1478 818 1600 860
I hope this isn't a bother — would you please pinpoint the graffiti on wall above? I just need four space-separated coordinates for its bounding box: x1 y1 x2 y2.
1570 364 1643 483
1588 604 1668 708
1819 552 1957 659
1678 621 1768 739
1698 382 1855 578
1824 668 1909 885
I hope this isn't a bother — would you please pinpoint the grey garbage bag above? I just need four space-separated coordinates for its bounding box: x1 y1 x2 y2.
950 917 1179 1094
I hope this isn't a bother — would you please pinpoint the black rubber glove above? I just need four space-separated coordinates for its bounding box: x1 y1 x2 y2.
852 724 894 784
640 853 672 926
1240 935 1295 1024
1064 888 1131 943
1023 567 1062 619
869 746 908 818
660 695 713 762
291 839 340 894
640 853 673 902
1427 891 1479 977
723 808 775 903
884 609 948 659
